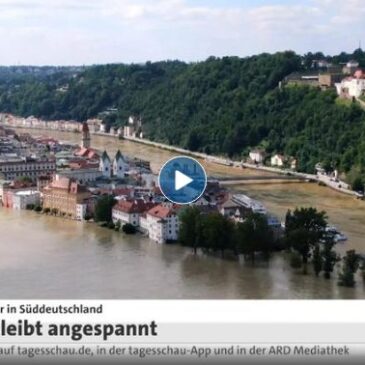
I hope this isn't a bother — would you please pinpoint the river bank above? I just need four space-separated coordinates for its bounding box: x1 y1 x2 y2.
102 132 358 197
4 121 358 196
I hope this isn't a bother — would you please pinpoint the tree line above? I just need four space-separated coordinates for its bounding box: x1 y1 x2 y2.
40 192 365 289
1 50 365 182
179 206 365 288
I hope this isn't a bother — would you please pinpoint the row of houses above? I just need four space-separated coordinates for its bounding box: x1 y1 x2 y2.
1 113 144 140
0 180 41 210
0 175 90 220
112 200 180 244
284 60 365 100
0 118 283 245
1 114 84 132
248 150 297 169
111 188 283 244
0 155 56 181
284 60 362 89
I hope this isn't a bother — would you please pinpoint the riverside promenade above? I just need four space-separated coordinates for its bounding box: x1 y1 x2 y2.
0 115 359 197
118 135 358 196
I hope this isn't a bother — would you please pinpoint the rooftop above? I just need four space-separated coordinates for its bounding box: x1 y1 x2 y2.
114 199 156 214
147 204 180 219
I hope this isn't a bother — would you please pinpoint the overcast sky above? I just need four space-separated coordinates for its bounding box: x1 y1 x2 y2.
0 0 364 65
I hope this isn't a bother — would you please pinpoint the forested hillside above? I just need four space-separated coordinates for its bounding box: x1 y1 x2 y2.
0 50 365 179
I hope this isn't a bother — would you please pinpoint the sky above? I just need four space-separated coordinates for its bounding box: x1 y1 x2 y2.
0 0 364 65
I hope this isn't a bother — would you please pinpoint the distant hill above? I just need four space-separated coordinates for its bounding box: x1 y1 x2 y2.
0 66 86 82
0 50 364 182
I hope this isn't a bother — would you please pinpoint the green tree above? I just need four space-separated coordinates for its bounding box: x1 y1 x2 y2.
289 251 303 269
201 213 235 257
2 52 365 177
235 213 274 262
178 206 203 254
122 223 137 234
312 244 323 277
322 239 338 279
94 195 116 222
338 250 361 288
285 207 327 274
351 176 364 192
107 221 115 229
34 205 42 213
51 208 59 216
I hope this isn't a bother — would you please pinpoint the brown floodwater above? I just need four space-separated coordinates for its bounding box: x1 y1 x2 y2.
233 183 365 254
0 128 363 299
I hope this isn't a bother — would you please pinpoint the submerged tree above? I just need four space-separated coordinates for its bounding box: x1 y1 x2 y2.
321 238 339 279
201 212 235 257
338 250 361 288
285 207 327 274
178 206 203 254
312 244 323 277
235 213 273 262
94 195 116 222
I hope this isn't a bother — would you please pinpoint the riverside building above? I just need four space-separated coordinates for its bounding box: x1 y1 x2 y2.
42 175 91 220
0 156 56 181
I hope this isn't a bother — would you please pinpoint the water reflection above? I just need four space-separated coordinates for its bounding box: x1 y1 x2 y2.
0 209 364 299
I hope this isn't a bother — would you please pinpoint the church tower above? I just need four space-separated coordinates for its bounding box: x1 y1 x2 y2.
81 122 91 149
113 150 129 178
99 151 111 178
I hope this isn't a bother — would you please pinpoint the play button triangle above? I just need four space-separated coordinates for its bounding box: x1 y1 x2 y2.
175 170 193 191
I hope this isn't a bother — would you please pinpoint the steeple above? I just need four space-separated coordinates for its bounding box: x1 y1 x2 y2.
81 122 91 149
113 150 128 178
99 151 111 178
101 150 111 162
115 150 123 161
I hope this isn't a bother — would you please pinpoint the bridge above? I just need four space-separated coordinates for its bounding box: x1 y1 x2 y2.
213 174 308 185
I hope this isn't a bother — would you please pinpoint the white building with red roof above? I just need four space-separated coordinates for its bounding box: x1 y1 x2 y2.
336 70 365 98
112 199 157 227
143 204 181 244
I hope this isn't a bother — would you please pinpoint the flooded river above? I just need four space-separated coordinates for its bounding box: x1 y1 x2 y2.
0 128 364 299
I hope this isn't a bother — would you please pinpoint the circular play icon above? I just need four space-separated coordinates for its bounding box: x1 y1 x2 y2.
158 156 207 204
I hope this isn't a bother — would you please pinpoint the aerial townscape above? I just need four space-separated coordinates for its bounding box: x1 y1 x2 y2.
0 102 364 295
0 116 279 243
1 48 365 298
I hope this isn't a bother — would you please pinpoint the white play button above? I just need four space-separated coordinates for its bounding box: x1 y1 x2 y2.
175 170 193 191
159 156 207 204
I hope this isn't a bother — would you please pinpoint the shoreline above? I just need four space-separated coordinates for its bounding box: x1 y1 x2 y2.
1 119 360 198
1 204 363 298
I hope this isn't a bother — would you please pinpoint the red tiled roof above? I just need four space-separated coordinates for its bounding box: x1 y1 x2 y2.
114 200 157 214
69 159 99 170
74 148 99 159
48 176 87 194
147 204 181 218
354 69 365 79
113 188 133 196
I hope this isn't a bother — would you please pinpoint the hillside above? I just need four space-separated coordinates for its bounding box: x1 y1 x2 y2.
0 51 364 182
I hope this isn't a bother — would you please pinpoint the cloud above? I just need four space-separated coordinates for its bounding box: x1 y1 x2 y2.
0 0 363 65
